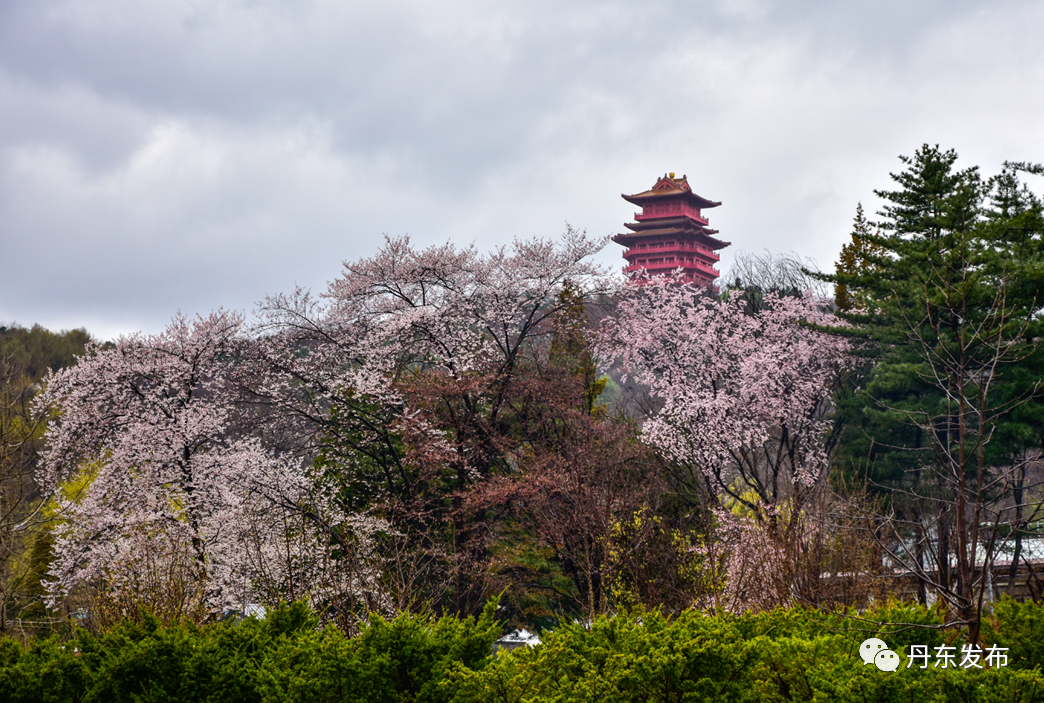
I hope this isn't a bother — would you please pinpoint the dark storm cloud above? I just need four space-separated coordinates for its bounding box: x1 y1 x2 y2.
1 0 1043 338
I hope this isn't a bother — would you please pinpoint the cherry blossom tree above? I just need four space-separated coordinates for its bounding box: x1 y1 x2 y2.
597 277 853 610
36 311 357 623
246 228 612 615
33 230 612 623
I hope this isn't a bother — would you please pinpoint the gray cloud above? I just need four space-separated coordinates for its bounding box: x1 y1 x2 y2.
2 0 1043 339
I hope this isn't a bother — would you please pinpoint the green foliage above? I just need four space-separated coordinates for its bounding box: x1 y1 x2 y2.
312 392 410 514
449 609 759 703
549 282 607 417
0 635 91 703
0 324 94 383
0 599 502 703
833 202 886 313
0 322 95 629
264 600 319 638
989 597 1044 671
452 604 1044 703
731 600 947 652
3 601 1044 702
826 146 1044 484
488 529 577 631
817 147 1044 640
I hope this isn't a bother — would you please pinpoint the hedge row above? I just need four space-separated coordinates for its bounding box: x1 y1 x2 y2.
453 600 1044 703
3 598 1044 702
0 601 500 703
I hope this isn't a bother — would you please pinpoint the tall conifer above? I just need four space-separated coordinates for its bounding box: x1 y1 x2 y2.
821 145 1044 639
833 203 885 312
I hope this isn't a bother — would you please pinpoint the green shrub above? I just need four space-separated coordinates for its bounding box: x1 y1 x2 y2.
991 597 1044 670
258 598 501 703
450 604 1038 703
0 635 91 703
1 599 1041 703
451 610 759 703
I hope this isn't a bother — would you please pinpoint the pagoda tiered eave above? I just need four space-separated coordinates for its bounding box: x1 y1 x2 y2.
614 225 730 251
614 173 729 287
621 190 721 209
624 215 718 232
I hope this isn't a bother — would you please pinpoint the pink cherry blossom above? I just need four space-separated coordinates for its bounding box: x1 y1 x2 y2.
37 311 354 616
597 275 853 610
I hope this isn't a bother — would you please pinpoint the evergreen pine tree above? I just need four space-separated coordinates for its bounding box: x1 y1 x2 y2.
833 203 886 312
821 145 1044 639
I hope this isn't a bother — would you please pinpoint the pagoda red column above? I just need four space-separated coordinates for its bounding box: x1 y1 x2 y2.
614 173 730 286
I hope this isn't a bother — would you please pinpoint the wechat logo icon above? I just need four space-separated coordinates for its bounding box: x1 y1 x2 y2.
860 638 900 672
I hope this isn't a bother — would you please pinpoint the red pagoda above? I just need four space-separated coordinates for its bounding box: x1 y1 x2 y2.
614 173 730 286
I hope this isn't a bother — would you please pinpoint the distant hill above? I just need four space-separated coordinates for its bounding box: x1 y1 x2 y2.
0 324 95 381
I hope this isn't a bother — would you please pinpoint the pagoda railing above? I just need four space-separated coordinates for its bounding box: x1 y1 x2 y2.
634 211 709 225
623 264 722 280
625 242 720 257
624 260 720 276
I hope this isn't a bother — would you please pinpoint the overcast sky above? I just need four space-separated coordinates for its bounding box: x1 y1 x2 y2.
2 0 1043 339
